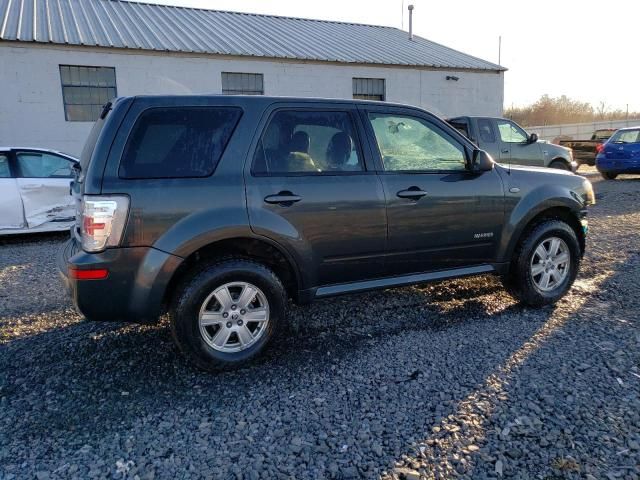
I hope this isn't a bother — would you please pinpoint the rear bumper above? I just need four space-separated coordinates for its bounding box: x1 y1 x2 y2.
58 238 183 323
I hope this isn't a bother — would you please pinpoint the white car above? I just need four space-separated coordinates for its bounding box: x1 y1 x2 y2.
0 148 78 234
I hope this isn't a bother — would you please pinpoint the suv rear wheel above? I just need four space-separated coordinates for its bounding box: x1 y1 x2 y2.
503 219 580 307
170 258 286 371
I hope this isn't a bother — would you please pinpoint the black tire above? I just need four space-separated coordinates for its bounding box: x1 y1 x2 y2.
502 220 580 307
170 257 286 371
549 160 570 171
600 171 618 180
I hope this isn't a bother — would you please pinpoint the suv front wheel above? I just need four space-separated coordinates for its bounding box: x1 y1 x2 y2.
503 219 580 307
170 258 286 371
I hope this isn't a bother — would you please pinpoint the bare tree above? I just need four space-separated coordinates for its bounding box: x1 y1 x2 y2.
505 95 639 126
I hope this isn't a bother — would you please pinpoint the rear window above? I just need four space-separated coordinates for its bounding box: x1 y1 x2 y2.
119 107 242 179
80 114 107 173
449 121 470 139
477 119 497 143
593 129 615 141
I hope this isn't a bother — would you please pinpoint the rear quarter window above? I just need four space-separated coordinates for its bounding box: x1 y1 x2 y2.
119 107 242 179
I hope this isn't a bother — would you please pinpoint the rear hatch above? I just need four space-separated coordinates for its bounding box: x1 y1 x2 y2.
71 99 132 240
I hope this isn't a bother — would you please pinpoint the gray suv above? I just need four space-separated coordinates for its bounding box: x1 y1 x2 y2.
58 96 595 370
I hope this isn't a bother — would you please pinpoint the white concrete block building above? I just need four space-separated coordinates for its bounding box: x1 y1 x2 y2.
0 0 505 156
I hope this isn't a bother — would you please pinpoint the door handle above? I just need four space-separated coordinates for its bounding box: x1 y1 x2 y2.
397 187 427 200
264 191 302 206
501 149 509 154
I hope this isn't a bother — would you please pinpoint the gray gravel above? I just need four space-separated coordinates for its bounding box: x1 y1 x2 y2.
1 169 639 480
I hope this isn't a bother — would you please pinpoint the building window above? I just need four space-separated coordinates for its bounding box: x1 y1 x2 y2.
59 65 117 122
353 78 385 101
221 72 264 95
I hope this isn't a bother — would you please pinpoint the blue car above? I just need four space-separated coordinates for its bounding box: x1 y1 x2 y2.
596 127 640 180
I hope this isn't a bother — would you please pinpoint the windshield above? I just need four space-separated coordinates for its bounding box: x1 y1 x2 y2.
609 129 640 144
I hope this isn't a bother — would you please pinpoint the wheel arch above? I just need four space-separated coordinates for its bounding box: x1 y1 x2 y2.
503 205 585 263
162 236 302 311
549 157 572 169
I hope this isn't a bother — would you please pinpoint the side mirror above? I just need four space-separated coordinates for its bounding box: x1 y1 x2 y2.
472 149 495 172
528 132 538 144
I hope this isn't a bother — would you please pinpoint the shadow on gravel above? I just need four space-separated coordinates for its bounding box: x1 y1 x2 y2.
387 262 639 479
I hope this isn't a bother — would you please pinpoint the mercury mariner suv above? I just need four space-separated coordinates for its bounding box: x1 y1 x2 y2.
58 96 595 370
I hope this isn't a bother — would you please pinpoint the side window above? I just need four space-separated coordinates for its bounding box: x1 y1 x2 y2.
497 120 528 143
16 152 73 178
477 119 497 143
368 113 466 172
613 129 640 143
119 107 242 179
0 154 10 178
253 110 364 175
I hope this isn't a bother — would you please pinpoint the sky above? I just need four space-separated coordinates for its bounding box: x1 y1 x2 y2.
130 0 640 112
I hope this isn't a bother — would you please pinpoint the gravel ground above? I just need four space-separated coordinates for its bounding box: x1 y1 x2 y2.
1 169 639 480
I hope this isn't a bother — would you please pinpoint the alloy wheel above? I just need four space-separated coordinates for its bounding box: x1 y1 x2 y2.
530 236 571 292
198 281 270 353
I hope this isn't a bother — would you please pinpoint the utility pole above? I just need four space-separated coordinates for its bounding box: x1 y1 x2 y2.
498 36 502 65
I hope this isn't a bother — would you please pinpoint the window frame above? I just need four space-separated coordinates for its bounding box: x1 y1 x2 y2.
59 65 117 122
13 150 76 179
250 107 371 177
117 106 244 180
360 108 473 175
221 72 264 96
353 78 386 101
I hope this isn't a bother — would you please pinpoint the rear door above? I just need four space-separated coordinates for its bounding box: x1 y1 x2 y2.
495 119 543 166
14 150 76 228
0 152 25 230
361 107 505 275
245 103 387 287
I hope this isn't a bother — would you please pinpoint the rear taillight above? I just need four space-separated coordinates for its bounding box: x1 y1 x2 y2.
596 143 605 153
80 195 129 252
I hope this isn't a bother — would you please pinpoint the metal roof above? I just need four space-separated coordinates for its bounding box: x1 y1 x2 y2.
0 0 505 71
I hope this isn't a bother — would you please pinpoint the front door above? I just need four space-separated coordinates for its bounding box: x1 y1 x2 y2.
245 106 387 287
496 119 542 167
362 108 505 275
14 150 76 228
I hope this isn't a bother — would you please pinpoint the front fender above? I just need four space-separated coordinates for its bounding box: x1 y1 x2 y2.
498 183 583 263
